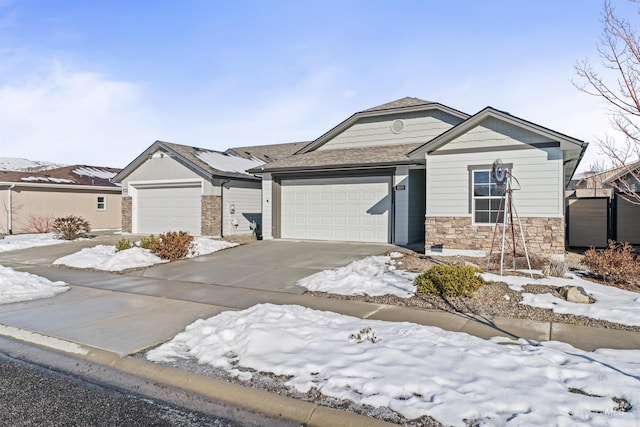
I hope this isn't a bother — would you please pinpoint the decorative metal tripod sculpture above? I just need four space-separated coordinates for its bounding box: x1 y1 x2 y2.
486 159 533 278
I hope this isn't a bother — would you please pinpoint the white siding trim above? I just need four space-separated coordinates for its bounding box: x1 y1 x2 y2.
394 167 409 245
261 173 273 240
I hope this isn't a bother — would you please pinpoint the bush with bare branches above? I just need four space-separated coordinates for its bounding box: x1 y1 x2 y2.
52 216 91 240
22 214 55 233
583 240 640 289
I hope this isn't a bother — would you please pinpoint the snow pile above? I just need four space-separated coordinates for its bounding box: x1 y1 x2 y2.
53 245 166 271
483 272 640 327
296 255 417 298
148 303 640 426
0 265 69 304
187 238 238 257
53 238 238 271
0 233 67 253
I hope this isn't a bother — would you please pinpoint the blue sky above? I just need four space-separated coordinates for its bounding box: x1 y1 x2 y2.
1 0 637 170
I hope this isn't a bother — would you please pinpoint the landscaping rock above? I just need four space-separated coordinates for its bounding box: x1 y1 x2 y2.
558 286 591 304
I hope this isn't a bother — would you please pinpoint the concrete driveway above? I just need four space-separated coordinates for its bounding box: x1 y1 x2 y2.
138 239 393 294
0 238 392 354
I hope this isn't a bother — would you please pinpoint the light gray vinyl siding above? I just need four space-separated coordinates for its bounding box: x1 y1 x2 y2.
122 153 218 195
427 143 563 218
408 169 426 243
318 110 463 151
444 117 555 149
222 181 262 236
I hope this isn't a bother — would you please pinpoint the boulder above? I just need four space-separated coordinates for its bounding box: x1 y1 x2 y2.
558 286 591 304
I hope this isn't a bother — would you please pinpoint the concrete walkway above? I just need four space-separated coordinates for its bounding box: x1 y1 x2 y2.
1 236 640 425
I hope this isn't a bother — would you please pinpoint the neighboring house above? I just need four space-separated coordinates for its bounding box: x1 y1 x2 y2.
0 165 122 234
112 140 303 237
249 97 587 256
567 162 640 247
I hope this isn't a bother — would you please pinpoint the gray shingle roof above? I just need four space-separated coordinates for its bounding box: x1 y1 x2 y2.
249 143 424 173
0 165 121 187
155 141 264 180
363 97 434 112
228 141 309 162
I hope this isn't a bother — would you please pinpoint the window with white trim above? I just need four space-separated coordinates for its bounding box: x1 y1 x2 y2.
472 170 505 224
97 196 106 211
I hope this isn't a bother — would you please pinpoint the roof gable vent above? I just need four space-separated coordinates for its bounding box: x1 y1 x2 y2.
391 119 405 134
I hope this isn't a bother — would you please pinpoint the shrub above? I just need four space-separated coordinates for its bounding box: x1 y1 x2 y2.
115 238 132 252
415 265 485 297
23 214 56 233
52 216 90 240
583 240 640 286
139 234 159 250
151 231 194 261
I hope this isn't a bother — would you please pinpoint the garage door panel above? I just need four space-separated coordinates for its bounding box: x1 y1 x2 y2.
135 184 201 235
280 176 391 243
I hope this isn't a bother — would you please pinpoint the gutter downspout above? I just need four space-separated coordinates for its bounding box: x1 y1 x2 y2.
220 179 230 237
7 184 15 235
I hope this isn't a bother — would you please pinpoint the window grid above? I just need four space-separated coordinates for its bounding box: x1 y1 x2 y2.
97 196 106 211
472 170 505 225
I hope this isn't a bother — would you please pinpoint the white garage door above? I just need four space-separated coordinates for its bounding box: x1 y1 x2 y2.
135 183 201 235
281 176 391 243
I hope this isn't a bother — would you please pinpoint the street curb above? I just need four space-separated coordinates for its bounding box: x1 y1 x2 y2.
0 323 396 427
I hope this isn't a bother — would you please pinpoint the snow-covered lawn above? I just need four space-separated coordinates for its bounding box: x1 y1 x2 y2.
0 233 67 253
483 272 640 327
296 253 417 298
296 254 640 328
148 303 640 426
53 238 238 272
0 265 69 304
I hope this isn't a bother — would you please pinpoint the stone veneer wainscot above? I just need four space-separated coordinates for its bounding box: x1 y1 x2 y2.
121 197 132 233
425 216 565 256
201 195 221 236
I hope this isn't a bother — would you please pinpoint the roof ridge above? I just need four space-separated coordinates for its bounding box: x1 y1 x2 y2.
362 96 434 112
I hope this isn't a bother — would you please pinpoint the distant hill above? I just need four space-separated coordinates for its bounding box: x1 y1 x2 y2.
0 157 66 172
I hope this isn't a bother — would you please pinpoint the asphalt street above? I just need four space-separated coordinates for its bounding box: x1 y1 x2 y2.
0 352 239 427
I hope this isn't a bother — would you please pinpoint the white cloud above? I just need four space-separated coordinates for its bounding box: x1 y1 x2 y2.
0 62 161 167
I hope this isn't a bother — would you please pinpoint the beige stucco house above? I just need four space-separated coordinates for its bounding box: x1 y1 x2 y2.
0 165 122 235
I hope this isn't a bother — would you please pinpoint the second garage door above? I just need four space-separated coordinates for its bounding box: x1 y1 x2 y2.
280 176 391 243
135 183 202 235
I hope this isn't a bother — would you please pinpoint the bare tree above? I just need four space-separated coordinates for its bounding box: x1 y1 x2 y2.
574 0 640 203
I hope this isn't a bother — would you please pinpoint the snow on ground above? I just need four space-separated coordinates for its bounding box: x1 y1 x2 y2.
188 238 237 258
483 272 640 327
0 157 64 171
0 265 69 304
148 303 640 426
296 254 640 327
53 245 166 271
0 233 67 253
296 253 417 298
53 238 238 271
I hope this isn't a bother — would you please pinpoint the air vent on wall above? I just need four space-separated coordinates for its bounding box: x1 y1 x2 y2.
391 119 405 134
